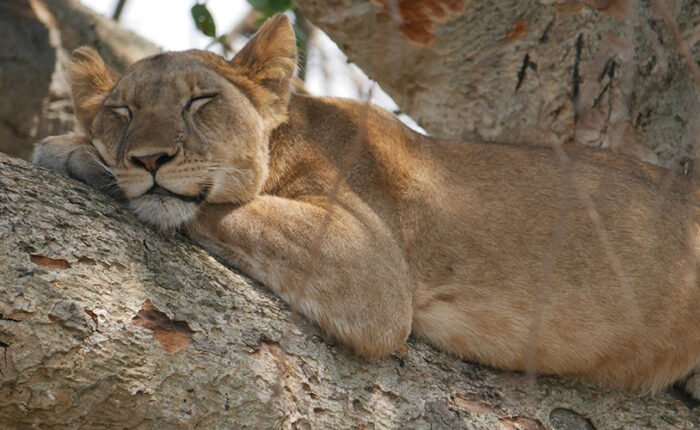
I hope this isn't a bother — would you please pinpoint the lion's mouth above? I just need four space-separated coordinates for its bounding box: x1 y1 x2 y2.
145 184 209 204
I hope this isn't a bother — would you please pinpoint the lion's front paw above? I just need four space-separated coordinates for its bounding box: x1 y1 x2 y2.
33 134 123 201
33 134 89 175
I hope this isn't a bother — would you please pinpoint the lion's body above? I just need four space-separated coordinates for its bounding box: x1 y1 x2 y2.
33 15 700 395
246 94 700 391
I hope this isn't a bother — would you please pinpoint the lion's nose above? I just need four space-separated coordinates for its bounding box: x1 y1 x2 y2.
130 152 175 173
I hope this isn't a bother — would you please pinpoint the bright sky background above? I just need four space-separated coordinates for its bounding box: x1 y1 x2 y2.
79 0 422 132
81 0 251 51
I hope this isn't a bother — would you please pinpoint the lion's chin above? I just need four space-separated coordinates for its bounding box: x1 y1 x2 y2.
129 195 198 231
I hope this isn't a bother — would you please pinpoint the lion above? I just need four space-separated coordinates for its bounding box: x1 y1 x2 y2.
33 14 700 399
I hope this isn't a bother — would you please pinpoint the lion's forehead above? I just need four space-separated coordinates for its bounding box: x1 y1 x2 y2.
113 54 224 104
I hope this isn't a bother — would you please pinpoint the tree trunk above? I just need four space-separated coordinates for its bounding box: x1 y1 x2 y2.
1 154 700 428
295 0 700 169
0 0 158 160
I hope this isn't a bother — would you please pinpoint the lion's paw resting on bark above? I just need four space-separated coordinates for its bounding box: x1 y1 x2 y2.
34 14 700 400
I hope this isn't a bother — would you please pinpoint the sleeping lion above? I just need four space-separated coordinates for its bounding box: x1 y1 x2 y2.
33 14 700 399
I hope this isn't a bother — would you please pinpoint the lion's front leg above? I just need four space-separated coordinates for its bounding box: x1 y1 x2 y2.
186 195 414 358
33 134 122 200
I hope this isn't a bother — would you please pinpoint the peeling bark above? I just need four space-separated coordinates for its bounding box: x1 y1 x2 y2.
296 0 700 169
2 155 700 428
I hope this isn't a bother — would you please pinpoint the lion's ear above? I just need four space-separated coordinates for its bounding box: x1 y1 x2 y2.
70 47 119 133
230 14 297 126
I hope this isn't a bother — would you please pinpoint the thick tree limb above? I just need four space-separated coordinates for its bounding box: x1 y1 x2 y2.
1 154 699 428
0 0 158 160
295 0 700 168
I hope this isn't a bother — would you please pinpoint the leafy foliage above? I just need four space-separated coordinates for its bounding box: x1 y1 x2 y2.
191 3 217 37
190 1 300 71
248 0 293 18
191 0 295 44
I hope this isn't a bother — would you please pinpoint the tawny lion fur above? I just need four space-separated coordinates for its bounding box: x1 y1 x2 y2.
33 15 700 396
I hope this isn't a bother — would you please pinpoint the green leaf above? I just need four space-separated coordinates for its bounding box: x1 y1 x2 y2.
247 0 293 17
191 3 217 37
247 0 267 12
269 0 293 13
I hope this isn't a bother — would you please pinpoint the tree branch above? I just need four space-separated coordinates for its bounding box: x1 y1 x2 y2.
1 154 698 428
295 0 700 169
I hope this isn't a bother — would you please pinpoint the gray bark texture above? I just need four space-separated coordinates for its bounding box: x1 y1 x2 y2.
0 0 158 160
295 0 700 169
2 153 700 429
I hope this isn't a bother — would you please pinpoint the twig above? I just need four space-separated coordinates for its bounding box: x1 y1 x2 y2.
112 0 128 22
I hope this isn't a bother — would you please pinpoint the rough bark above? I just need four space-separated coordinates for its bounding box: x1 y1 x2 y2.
295 0 700 169
0 0 158 160
2 155 700 428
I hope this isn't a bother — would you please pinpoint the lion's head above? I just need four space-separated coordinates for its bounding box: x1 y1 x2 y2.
70 15 296 230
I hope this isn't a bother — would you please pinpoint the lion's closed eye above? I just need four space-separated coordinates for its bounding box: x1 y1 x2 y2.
185 94 217 113
107 106 132 122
